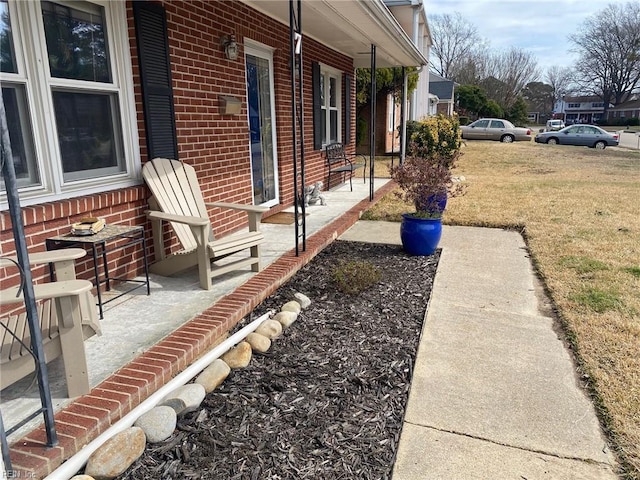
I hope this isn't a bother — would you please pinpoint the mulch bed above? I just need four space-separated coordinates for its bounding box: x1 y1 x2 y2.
118 240 439 480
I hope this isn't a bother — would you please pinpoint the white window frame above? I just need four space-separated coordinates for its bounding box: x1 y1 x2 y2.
319 63 342 146
1 0 140 209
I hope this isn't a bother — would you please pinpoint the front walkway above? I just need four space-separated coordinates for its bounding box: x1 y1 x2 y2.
2 178 394 478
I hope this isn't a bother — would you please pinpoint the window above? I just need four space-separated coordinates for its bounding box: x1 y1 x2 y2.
320 67 341 145
1 0 139 206
489 120 505 128
312 62 342 148
592 102 604 108
567 103 581 108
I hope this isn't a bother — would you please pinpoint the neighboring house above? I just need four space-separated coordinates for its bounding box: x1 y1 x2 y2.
357 0 431 155
385 0 432 121
607 95 640 124
1 0 426 290
554 95 610 124
428 71 456 116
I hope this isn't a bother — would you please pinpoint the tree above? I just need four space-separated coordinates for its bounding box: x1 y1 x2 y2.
505 96 529 126
450 46 493 85
480 99 503 119
571 2 640 113
522 81 554 116
485 48 540 110
429 12 481 79
545 66 575 109
455 84 488 118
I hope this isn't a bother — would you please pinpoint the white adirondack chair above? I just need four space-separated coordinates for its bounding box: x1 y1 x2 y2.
1 249 100 397
142 158 268 290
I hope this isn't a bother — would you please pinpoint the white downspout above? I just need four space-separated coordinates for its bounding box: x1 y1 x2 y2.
44 311 273 480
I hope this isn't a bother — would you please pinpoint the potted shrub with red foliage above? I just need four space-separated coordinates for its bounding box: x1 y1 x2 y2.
390 115 464 255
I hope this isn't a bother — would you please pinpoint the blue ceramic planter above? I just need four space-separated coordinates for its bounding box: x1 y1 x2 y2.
415 192 447 216
400 214 442 256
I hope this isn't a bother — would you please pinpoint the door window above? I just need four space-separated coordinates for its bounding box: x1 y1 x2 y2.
245 42 279 206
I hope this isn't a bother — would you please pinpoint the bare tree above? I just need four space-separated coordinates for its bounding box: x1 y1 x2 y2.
429 12 481 79
483 48 540 109
545 66 575 107
571 2 640 112
449 44 493 85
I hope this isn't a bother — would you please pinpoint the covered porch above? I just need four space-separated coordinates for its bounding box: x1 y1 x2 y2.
2 178 395 478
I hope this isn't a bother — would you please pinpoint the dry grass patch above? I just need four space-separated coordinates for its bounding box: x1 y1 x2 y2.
366 141 640 478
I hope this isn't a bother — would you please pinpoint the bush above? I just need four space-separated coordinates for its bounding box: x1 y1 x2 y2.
407 114 462 158
333 260 381 295
598 117 639 127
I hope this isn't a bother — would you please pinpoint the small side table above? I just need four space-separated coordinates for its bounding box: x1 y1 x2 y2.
46 224 151 319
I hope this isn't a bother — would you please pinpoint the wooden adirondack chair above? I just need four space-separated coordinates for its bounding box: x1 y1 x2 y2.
1 249 100 397
142 158 269 290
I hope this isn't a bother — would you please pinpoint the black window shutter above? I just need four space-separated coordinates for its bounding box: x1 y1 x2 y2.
345 74 352 145
133 1 178 160
312 61 322 150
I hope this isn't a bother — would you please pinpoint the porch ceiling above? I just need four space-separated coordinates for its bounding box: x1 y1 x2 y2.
240 0 427 68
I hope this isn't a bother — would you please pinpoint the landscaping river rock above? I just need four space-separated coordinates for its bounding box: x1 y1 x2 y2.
116 240 439 480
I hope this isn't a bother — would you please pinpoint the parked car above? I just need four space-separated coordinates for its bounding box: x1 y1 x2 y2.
460 118 532 143
535 124 619 149
545 119 565 131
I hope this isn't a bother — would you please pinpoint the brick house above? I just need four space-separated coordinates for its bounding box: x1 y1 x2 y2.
607 95 640 124
1 1 426 474
1 0 426 290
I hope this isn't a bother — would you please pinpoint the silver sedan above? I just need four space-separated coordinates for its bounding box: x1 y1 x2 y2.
460 118 532 143
534 124 619 149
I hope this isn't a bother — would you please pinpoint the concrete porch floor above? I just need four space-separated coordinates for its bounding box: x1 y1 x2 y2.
2 177 394 478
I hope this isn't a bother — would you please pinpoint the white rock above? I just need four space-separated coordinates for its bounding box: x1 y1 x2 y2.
84 427 146 479
273 311 298 328
221 341 252 368
245 332 271 352
195 359 231 393
71 476 95 480
254 319 283 339
134 406 177 443
281 300 301 314
162 383 206 415
293 292 311 309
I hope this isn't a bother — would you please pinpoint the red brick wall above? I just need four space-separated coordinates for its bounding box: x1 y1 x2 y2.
1 0 355 298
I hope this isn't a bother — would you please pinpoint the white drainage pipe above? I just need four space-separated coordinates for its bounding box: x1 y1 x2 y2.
44 311 272 480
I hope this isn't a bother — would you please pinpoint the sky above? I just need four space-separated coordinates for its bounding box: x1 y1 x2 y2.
426 0 610 74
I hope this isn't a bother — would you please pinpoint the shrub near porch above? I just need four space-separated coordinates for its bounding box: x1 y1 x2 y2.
366 141 640 478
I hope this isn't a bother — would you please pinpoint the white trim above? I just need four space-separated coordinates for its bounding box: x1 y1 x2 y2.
1 0 140 210
318 62 342 146
244 40 280 208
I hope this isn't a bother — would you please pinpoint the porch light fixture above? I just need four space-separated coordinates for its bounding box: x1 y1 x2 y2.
221 34 239 60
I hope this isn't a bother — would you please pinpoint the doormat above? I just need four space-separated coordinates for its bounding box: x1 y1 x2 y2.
262 212 306 225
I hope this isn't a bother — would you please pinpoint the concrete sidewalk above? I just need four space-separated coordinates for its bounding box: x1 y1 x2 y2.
340 222 619 479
